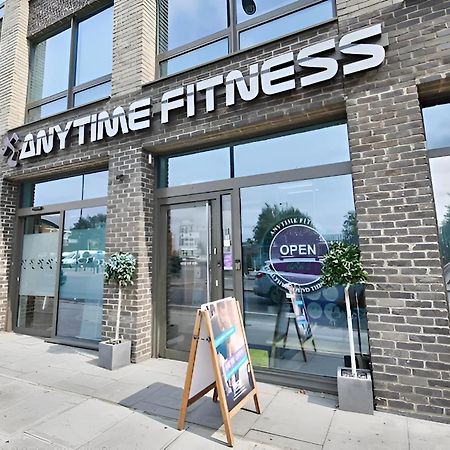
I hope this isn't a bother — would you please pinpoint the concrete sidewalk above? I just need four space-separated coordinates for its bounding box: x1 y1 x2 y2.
1 333 450 449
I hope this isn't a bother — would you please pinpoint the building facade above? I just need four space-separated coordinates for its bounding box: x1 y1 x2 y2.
1 0 450 423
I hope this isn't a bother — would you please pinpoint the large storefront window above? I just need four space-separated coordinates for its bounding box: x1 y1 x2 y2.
15 171 108 344
424 103 450 298
240 176 366 377
157 122 368 385
159 123 349 187
157 0 335 76
27 5 113 121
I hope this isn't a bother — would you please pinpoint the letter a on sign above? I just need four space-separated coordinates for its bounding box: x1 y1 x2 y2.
178 298 261 447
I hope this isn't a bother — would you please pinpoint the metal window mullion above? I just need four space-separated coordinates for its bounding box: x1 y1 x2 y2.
26 91 69 110
67 17 78 110
229 0 238 53
158 29 230 62
428 147 450 159
72 74 112 94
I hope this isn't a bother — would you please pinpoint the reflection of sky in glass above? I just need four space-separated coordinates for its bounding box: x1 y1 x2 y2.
163 148 230 187
423 104 450 150
31 172 108 206
28 97 67 122
76 7 113 85
240 175 355 241
161 39 229 76
430 156 450 226
240 0 334 49
234 124 349 177
29 29 71 101
74 82 111 107
159 0 228 51
236 0 297 23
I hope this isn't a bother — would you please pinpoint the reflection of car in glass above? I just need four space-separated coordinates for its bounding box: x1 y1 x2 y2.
61 250 104 268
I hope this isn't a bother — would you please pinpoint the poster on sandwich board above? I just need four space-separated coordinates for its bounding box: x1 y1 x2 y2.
178 297 260 447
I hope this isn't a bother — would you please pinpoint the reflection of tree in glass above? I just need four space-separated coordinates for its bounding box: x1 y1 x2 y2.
67 214 106 252
72 214 106 230
252 203 312 245
440 201 450 266
341 211 359 245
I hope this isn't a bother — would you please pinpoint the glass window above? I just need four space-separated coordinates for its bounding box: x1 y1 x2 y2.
27 6 113 121
74 82 111 107
240 175 367 376
423 104 450 150
0 0 5 19
236 0 297 23
57 206 107 341
234 123 349 177
157 0 336 76
75 7 113 86
240 0 334 49
158 0 228 52
430 156 450 299
159 148 231 187
160 39 229 77
28 29 71 102
27 97 68 122
21 171 109 208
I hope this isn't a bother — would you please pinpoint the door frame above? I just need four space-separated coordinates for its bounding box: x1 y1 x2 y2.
11 196 107 343
154 189 243 361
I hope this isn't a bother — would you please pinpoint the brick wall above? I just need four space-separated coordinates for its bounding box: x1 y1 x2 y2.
111 0 157 96
28 0 108 38
0 0 29 138
341 0 450 422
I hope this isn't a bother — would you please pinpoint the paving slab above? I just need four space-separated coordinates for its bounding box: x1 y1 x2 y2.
79 412 181 450
0 432 71 450
52 372 117 397
246 430 322 450
26 398 132 448
323 409 408 450
252 389 336 446
0 386 82 436
408 417 450 450
167 424 268 450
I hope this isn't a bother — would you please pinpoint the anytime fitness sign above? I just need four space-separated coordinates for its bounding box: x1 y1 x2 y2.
1 24 387 167
268 217 329 293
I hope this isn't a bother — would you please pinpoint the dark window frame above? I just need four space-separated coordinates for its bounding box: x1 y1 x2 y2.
26 3 113 123
156 0 337 78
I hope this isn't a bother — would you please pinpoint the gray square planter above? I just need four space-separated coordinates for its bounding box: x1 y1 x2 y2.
98 340 131 370
337 367 374 415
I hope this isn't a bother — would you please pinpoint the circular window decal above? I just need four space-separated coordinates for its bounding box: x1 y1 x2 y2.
307 302 322 319
268 218 329 293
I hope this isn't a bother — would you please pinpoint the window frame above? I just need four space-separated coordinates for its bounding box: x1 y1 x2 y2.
26 4 113 123
156 0 336 78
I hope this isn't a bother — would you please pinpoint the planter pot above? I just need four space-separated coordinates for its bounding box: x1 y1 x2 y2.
98 340 131 370
337 367 373 415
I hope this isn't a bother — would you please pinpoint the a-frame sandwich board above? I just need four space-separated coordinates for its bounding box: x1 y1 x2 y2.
178 298 261 447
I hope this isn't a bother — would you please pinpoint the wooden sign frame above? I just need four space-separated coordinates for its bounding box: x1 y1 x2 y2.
178 298 261 447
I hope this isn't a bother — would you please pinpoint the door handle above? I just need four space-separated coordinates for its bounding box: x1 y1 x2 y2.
234 259 241 271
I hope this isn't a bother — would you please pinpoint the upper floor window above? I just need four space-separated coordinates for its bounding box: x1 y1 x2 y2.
0 0 5 19
157 0 335 77
27 5 113 122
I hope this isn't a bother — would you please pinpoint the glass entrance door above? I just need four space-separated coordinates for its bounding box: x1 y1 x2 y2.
16 214 61 337
160 193 234 358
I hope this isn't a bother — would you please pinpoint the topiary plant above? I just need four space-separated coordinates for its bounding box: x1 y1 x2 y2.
104 252 136 342
321 242 368 377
